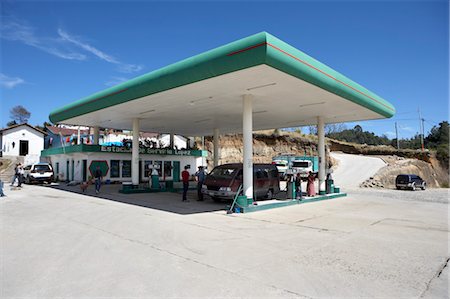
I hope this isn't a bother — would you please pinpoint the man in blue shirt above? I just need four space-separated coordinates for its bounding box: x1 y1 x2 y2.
195 166 207 201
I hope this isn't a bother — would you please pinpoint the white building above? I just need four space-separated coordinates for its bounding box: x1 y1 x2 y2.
0 123 46 164
41 145 206 183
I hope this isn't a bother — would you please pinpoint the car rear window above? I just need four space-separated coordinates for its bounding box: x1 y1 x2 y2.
210 167 238 179
396 175 409 182
34 165 51 172
292 161 310 168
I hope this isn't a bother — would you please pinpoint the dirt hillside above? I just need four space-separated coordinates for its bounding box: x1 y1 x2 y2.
196 130 448 189
360 155 449 189
197 130 334 169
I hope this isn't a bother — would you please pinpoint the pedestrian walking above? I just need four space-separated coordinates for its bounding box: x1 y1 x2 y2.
94 166 103 194
195 166 207 201
0 179 6 197
181 166 190 202
17 164 24 188
10 163 20 186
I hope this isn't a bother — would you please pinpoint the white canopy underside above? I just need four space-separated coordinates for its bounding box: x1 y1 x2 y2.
64 65 383 135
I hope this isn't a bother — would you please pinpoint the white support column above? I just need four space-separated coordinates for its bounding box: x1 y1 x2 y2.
317 116 326 194
77 126 81 145
93 126 99 145
242 94 253 199
132 118 140 186
213 128 220 167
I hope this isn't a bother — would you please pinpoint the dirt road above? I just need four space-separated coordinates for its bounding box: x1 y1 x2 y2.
331 152 386 189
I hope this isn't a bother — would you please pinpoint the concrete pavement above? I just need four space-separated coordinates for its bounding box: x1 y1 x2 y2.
1 184 448 298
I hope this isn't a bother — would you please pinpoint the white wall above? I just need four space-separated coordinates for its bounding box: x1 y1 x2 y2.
48 152 203 182
1 126 44 158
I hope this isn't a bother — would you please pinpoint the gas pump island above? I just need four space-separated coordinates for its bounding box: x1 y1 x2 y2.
47 32 395 209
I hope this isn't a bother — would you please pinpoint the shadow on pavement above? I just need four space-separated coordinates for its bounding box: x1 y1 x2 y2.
48 183 228 215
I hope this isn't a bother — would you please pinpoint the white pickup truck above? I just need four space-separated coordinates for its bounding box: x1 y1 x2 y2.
291 159 313 178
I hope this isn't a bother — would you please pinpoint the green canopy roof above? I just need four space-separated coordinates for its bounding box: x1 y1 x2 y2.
49 32 394 134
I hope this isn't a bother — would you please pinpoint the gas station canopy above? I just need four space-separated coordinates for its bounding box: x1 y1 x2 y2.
49 32 395 135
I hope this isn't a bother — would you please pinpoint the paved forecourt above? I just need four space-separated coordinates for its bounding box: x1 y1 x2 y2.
1 185 448 298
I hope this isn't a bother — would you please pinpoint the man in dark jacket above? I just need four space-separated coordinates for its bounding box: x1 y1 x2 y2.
94 166 103 194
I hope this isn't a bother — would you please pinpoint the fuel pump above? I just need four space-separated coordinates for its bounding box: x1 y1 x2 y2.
285 168 302 200
285 169 296 199
149 163 160 190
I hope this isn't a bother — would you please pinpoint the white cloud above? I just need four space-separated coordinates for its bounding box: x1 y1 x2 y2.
400 126 415 132
1 20 86 60
384 131 396 137
118 63 144 74
0 73 25 89
57 28 143 73
57 29 118 64
1 19 143 73
105 76 129 87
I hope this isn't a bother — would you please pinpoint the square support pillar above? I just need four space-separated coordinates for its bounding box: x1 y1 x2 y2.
242 94 253 199
317 116 326 195
132 118 140 186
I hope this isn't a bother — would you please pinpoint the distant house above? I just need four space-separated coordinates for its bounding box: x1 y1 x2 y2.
0 123 46 164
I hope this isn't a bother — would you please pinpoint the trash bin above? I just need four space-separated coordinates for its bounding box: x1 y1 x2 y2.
326 179 334 194
236 195 249 207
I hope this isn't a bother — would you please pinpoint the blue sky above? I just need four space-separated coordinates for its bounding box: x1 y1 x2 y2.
1 0 448 139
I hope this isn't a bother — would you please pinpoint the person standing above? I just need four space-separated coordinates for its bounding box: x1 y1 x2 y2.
94 166 103 194
0 179 6 197
295 173 302 199
17 164 24 188
10 163 20 186
306 171 316 197
195 166 207 201
181 166 190 202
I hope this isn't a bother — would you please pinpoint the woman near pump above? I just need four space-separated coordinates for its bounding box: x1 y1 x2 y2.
306 171 316 197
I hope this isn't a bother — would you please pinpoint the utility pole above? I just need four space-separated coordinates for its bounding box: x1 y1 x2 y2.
395 122 400 149
418 109 425 152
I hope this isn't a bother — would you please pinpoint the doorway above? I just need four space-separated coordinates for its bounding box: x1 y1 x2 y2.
19 140 29 156
82 160 87 182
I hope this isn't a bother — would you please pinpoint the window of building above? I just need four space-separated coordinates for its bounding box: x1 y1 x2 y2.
110 160 120 178
164 161 172 177
122 160 131 177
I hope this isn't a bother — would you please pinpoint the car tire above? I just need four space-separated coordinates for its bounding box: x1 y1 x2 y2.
266 189 274 200
411 183 416 191
421 183 426 190
26 176 31 184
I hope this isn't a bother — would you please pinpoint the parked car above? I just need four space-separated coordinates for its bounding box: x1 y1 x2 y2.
202 163 280 201
395 174 426 191
23 163 54 184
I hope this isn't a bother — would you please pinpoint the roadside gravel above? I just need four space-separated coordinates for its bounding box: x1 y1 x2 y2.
346 187 449 204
